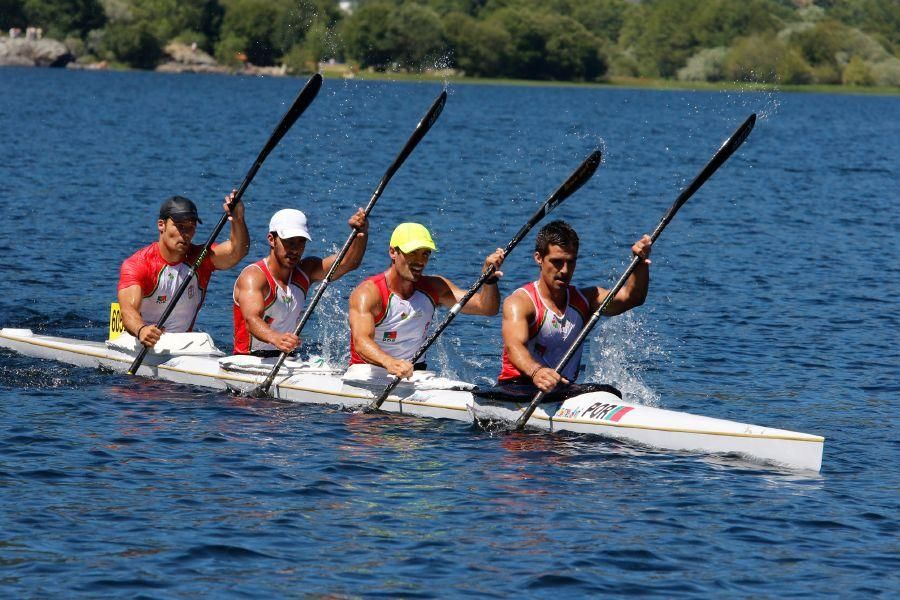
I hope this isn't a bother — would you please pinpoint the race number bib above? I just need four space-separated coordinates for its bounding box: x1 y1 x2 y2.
108 302 125 340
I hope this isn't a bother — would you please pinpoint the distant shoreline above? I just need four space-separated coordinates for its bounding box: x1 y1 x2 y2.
324 68 900 97
4 59 897 97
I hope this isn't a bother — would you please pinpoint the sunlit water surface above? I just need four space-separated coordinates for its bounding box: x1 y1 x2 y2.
0 68 897 597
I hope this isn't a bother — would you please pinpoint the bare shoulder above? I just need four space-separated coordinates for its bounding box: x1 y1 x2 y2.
420 274 454 304
421 274 450 293
299 255 324 280
504 287 535 313
578 284 607 312
234 265 269 303
237 262 265 284
350 278 380 309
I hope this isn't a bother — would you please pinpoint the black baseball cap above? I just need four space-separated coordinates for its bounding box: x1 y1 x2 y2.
159 195 202 223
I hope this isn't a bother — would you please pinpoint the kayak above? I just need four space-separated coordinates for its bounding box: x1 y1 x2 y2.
0 328 825 471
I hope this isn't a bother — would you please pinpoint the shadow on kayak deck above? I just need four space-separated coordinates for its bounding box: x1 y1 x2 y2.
473 382 622 403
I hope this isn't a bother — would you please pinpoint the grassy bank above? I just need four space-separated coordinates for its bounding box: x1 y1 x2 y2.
320 65 900 96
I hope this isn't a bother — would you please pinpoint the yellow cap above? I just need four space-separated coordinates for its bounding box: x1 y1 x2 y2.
389 223 437 253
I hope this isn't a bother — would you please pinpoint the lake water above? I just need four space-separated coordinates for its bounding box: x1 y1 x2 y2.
1 68 898 597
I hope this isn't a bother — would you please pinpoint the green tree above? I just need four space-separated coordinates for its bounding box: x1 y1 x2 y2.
281 19 338 73
100 20 163 68
791 19 847 69
216 0 287 65
691 0 783 48
0 0 27 30
618 0 698 78
543 15 606 80
487 8 605 80
22 0 106 38
725 33 812 85
842 55 874 85
570 0 632 43
383 3 446 69
340 1 394 68
487 9 547 78
827 0 900 51
423 0 487 16
443 11 510 76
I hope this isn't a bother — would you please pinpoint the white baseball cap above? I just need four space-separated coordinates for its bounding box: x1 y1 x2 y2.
268 209 311 240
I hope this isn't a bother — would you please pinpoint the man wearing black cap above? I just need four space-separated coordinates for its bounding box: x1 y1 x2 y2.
117 191 249 347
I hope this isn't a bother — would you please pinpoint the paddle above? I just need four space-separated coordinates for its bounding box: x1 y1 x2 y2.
127 73 324 376
514 113 757 431
253 90 448 396
363 149 604 412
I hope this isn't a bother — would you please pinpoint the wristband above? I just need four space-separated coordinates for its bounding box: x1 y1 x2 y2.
484 275 499 285
137 325 147 338
530 365 543 379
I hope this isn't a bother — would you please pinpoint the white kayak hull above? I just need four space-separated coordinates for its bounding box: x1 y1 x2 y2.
0 328 824 471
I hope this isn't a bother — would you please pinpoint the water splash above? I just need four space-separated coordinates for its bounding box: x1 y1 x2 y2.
583 311 665 407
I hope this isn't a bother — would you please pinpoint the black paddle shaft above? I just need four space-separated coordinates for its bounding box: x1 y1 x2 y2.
515 114 757 430
365 149 604 412
127 74 324 375
254 90 448 396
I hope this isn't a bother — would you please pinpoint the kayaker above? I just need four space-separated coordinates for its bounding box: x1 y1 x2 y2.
232 207 369 355
117 192 249 348
347 222 505 380
498 220 652 392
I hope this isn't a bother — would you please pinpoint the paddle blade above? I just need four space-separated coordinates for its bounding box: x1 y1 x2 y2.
545 150 602 214
258 73 323 165
378 90 447 189
421 90 447 135
664 113 756 224
727 113 756 152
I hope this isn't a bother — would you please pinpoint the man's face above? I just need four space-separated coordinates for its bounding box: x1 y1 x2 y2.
158 217 197 255
269 233 306 269
390 247 432 282
536 244 577 291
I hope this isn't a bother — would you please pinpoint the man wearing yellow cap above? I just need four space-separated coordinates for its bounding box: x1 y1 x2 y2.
347 222 505 380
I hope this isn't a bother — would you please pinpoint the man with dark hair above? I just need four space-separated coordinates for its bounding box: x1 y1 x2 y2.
498 220 652 392
117 191 249 348
534 219 580 256
232 206 368 356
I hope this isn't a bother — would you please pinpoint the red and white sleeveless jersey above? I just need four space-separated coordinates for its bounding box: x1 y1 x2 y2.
498 281 591 383
232 259 311 355
349 272 438 365
118 242 217 333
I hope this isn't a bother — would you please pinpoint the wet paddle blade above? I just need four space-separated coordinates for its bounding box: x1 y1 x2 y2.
514 114 757 431
128 75 324 376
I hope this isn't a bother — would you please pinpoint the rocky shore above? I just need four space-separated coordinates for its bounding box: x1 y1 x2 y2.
0 37 72 67
0 37 289 76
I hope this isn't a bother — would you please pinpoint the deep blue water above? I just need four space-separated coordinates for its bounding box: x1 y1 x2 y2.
1 67 898 597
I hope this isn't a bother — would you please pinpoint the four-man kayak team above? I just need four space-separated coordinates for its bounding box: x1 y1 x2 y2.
118 194 651 393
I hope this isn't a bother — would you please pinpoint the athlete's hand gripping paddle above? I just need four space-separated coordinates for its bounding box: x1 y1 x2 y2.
515 114 757 430
364 149 603 413
253 90 448 397
127 74 323 376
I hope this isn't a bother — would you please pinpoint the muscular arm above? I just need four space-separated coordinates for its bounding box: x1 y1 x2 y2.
501 290 566 392
348 280 413 379
305 208 369 283
210 191 250 270
585 235 651 316
234 266 299 353
117 284 163 347
432 247 506 315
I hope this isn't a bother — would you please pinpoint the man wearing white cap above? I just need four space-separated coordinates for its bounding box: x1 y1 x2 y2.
232 207 368 355
347 222 505 380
